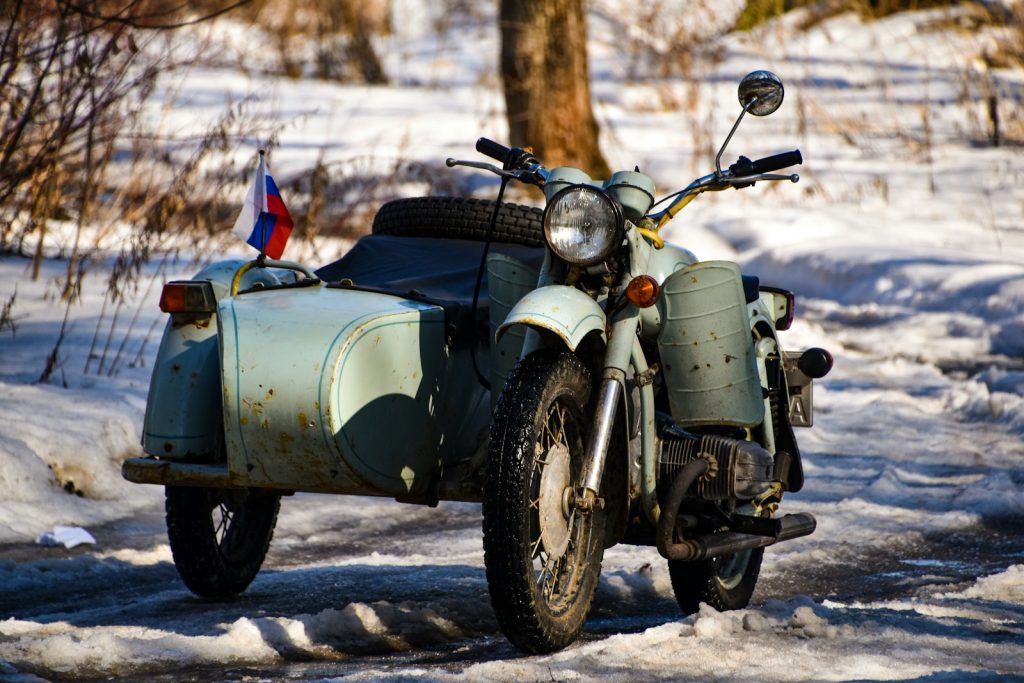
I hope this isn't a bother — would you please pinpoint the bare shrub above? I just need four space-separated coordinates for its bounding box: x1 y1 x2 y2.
733 0 963 31
0 288 18 336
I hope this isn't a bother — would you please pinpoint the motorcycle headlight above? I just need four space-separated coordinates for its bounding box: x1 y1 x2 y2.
543 185 624 266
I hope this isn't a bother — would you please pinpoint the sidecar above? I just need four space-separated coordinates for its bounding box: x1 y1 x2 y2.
123 207 545 506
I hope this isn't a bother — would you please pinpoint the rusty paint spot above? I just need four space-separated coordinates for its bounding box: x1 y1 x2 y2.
298 411 309 427
240 415 249 426
265 388 274 401
277 431 293 454
260 417 269 431
724 354 736 364
691 364 700 372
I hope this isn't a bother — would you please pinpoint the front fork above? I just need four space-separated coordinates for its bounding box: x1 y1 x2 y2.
575 311 780 524
576 305 639 512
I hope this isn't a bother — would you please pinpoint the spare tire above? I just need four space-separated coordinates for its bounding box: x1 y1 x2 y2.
372 196 544 248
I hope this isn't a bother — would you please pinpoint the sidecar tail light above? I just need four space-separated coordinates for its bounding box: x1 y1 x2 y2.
159 281 216 314
626 275 660 308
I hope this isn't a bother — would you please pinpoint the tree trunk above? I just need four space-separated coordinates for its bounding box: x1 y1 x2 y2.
500 0 610 178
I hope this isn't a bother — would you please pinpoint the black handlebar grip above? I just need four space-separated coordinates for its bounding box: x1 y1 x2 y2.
750 150 802 174
476 137 511 163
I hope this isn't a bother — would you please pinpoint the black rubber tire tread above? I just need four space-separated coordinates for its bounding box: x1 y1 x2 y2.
372 196 544 247
483 349 605 654
668 547 765 615
165 486 281 598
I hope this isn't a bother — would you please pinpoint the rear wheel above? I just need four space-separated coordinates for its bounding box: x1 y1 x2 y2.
668 503 765 614
165 486 280 598
483 350 605 653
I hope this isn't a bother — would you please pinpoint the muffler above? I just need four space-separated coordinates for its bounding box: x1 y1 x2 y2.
655 455 816 562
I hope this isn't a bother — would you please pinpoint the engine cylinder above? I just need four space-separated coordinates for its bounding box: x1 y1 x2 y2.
658 426 774 500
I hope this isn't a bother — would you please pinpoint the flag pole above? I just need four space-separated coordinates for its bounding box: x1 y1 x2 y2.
257 149 267 266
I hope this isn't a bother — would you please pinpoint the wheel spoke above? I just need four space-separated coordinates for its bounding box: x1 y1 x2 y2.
214 505 233 544
540 553 562 600
552 402 567 448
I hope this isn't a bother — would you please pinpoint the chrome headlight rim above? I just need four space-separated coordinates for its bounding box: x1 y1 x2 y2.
542 185 625 267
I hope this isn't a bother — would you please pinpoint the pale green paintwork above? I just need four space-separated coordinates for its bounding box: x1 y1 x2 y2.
220 285 463 498
142 259 299 459
495 285 606 352
657 260 765 428
544 167 656 222
487 253 539 404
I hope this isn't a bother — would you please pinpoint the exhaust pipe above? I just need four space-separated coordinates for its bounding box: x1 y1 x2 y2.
655 459 816 562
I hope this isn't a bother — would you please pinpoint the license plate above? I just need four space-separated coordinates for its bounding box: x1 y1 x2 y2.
784 354 814 428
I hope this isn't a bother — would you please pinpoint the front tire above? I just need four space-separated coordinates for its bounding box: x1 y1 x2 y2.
483 350 605 653
165 486 280 598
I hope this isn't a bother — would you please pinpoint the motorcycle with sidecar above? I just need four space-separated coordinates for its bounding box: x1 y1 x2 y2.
123 70 832 653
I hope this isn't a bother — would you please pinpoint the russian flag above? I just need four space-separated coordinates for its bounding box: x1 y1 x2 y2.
232 153 293 259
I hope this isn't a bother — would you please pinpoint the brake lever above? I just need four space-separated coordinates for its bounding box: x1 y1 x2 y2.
446 158 547 186
705 171 799 191
446 158 511 176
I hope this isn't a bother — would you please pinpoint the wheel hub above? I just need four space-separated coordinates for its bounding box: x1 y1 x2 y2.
538 443 572 560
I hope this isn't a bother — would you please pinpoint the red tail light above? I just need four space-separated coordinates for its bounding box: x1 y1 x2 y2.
159 281 216 314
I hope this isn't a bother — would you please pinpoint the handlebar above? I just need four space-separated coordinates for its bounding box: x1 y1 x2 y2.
730 150 802 177
476 137 512 164
448 137 549 186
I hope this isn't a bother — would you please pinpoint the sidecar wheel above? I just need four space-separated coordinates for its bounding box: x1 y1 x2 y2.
483 350 605 653
668 542 764 614
165 486 280 598
372 196 544 247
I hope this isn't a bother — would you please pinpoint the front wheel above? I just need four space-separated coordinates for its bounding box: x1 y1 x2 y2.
165 486 281 598
483 350 605 653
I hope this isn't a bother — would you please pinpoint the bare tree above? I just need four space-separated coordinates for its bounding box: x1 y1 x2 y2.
499 0 610 177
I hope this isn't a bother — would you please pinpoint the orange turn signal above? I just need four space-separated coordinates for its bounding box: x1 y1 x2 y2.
625 275 660 308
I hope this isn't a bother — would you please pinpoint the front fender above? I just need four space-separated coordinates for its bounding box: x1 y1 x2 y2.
495 285 606 352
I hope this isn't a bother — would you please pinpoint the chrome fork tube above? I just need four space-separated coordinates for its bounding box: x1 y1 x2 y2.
579 374 623 498
578 305 638 508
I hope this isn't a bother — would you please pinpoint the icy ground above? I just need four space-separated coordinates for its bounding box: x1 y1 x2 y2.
2 4 1024 681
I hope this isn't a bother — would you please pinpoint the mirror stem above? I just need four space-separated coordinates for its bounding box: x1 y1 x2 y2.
715 97 757 178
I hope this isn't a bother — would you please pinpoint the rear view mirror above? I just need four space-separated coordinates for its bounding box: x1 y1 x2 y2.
738 70 784 116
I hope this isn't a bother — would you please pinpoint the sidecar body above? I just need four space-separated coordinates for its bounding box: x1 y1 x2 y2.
124 235 542 503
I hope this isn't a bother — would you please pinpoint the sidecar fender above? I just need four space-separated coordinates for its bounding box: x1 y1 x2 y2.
495 285 606 352
142 259 296 459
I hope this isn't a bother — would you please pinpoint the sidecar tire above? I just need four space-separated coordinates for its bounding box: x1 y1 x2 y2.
372 196 544 247
668 547 764 615
165 486 280 599
483 350 605 654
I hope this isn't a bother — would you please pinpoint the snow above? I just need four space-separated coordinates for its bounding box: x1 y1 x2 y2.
2 1 1024 680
